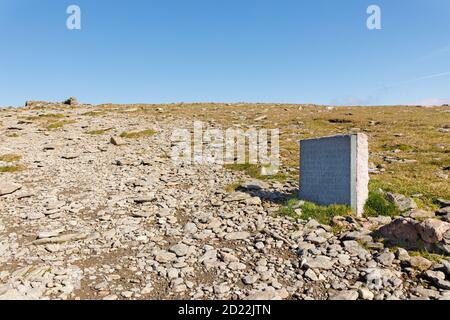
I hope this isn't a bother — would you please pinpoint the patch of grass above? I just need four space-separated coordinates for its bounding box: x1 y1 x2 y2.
300 201 352 225
225 181 243 193
0 154 22 162
224 163 287 181
278 198 301 218
369 179 440 212
382 143 415 152
85 128 112 135
120 129 157 139
410 251 446 264
46 120 76 130
6 133 19 138
26 113 66 121
0 164 25 173
278 198 352 225
364 191 399 217
328 118 353 124
81 110 106 117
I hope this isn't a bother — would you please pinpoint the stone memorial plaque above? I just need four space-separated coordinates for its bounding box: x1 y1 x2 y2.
299 133 369 216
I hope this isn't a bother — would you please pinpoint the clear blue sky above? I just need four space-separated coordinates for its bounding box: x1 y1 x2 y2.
1 0 449 106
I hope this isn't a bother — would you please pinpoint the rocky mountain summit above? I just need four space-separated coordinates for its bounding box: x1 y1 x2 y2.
0 102 449 300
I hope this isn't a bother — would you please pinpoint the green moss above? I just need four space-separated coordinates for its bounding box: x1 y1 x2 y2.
364 191 399 217
120 129 157 138
278 198 352 225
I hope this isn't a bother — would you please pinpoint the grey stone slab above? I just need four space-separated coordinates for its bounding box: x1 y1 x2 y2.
299 133 369 216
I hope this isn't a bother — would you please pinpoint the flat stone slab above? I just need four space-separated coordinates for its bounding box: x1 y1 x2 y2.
0 182 21 197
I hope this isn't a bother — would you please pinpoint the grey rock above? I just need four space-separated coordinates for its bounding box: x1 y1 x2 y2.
407 256 433 271
358 287 374 300
375 251 395 266
328 289 359 300
169 243 189 257
386 193 418 212
225 231 250 241
395 247 410 262
213 284 230 295
199 250 218 264
436 207 450 216
425 270 450 290
155 251 177 263
242 275 259 285
304 269 319 281
110 136 125 146
0 182 21 197
223 192 251 202
303 256 335 270
183 223 198 235
133 195 155 204
241 179 269 190
437 199 450 207
245 290 286 300
228 262 246 271
61 153 80 160
31 233 88 245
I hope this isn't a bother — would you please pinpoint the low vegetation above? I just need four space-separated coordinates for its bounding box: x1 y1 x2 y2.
0 154 22 162
46 120 76 130
278 198 352 225
81 110 106 117
364 191 400 217
25 113 66 121
224 181 243 193
0 164 25 173
120 129 157 138
409 251 447 264
85 128 112 135
6 133 19 138
224 163 288 181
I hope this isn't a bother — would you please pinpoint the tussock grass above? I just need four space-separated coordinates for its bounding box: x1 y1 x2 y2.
410 251 446 264
278 198 352 225
0 164 25 173
120 129 157 139
6 133 19 138
46 120 76 130
81 110 106 117
85 128 112 135
0 154 22 162
225 181 243 192
26 113 66 121
364 191 399 217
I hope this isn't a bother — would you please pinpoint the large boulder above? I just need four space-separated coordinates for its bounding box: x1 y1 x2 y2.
416 219 450 243
377 218 420 244
376 217 450 254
